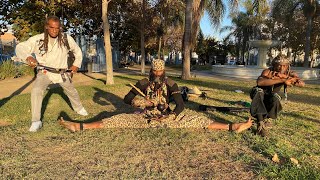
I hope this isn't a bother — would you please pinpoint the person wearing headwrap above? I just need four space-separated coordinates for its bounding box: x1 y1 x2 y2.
250 55 305 137
59 59 252 132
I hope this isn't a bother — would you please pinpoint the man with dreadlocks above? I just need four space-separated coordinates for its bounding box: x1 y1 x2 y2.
15 15 88 132
250 55 305 137
58 59 252 132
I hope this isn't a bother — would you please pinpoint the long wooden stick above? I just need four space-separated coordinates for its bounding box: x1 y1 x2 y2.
129 83 146 97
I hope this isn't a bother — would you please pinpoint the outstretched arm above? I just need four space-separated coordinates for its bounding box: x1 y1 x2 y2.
124 78 149 105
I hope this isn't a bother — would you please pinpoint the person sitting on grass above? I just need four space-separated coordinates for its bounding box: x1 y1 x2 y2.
250 55 305 137
59 59 252 132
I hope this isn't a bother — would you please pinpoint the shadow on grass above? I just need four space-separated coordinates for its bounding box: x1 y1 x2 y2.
172 77 253 92
57 110 113 123
185 99 250 124
41 86 74 120
282 112 320 124
57 87 135 123
285 93 320 106
0 77 36 108
82 73 106 84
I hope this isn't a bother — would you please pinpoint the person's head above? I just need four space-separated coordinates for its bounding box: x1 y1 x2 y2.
272 55 290 73
149 59 165 83
41 15 64 52
45 16 61 38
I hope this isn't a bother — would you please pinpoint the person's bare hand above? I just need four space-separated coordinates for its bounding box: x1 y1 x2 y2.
273 72 288 79
26 56 37 68
294 79 305 87
285 77 298 87
70 65 78 73
277 73 289 79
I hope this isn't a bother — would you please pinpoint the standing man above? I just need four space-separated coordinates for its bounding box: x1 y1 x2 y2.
16 15 88 132
250 55 305 137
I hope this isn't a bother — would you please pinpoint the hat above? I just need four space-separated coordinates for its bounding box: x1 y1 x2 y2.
151 59 165 71
272 55 290 65
188 86 202 95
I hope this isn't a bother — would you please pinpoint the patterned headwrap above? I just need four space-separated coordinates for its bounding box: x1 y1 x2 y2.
151 59 165 71
272 55 290 65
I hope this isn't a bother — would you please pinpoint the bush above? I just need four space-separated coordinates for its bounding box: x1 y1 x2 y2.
0 60 17 80
0 60 34 80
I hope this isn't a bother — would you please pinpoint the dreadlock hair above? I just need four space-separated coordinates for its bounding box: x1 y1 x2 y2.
271 54 291 74
39 15 64 53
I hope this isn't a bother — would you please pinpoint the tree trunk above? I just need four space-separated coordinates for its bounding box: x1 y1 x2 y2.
191 0 205 51
293 51 297 66
182 0 192 80
158 37 162 59
236 36 241 63
303 16 312 68
102 0 114 84
140 0 146 74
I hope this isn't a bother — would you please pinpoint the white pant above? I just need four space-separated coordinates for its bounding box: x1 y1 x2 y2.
31 72 84 122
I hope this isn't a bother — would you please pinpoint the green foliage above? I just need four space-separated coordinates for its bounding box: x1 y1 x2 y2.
0 60 34 80
0 60 18 80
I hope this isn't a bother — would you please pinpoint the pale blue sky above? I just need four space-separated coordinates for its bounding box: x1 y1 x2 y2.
200 11 232 40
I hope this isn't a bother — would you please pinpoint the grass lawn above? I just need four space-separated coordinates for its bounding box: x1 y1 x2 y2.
0 73 319 179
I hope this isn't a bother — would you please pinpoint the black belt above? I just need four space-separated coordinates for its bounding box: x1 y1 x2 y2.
37 66 72 83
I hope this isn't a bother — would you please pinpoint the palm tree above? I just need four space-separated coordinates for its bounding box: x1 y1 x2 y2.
182 0 192 80
221 11 253 64
102 0 114 84
272 0 319 67
140 0 146 75
182 0 240 79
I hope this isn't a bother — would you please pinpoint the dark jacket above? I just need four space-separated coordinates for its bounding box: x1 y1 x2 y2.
124 77 185 115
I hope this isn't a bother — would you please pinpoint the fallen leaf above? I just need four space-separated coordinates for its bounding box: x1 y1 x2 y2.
272 153 280 163
290 157 299 165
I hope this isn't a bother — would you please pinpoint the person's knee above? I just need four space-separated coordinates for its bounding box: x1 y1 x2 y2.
31 86 45 96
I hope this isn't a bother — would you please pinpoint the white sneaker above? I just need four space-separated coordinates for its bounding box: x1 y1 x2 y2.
29 121 43 132
77 107 88 116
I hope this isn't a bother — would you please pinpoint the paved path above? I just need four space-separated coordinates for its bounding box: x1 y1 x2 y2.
1 65 319 100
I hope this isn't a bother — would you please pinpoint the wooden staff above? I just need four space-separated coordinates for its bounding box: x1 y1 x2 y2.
129 83 146 97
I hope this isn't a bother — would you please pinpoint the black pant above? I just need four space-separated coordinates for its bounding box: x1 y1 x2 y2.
250 89 282 120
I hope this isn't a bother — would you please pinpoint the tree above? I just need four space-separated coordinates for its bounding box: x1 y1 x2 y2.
140 0 146 74
272 0 320 67
102 0 114 84
182 0 192 80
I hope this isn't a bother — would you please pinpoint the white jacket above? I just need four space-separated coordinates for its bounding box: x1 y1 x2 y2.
16 33 83 83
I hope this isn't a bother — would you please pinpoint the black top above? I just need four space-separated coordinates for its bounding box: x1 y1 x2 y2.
124 77 185 115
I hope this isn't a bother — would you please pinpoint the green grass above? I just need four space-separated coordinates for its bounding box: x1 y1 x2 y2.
0 74 319 179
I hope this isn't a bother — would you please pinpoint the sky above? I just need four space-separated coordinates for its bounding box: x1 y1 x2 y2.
200 11 232 41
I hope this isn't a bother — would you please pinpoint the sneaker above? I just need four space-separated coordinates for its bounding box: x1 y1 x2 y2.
29 121 43 132
77 107 88 116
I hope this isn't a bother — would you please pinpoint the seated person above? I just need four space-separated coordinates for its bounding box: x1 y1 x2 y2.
250 55 305 137
59 59 252 132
